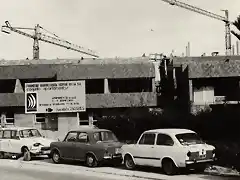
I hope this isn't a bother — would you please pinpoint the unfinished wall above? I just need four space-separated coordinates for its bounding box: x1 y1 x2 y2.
14 113 35 127
58 113 78 141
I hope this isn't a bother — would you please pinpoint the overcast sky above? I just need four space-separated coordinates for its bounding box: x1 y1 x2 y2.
0 0 239 60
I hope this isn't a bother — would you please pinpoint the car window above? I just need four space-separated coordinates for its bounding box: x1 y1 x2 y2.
65 132 78 142
157 133 174 146
19 129 42 138
11 131 19 139
139 133 156 145
93 131 118 142
3 130 11 139
77 132 88 143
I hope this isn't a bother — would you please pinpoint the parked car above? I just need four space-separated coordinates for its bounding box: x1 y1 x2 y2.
0 127 55 161
50 127 123 167
121 128 216 175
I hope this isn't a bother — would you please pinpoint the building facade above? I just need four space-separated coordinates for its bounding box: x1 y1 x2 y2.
0 57 159 140
171 55 240 114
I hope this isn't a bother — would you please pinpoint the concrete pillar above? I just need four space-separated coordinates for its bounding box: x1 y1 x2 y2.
104 79 110 94
152 78 156 92
189 80 193 102
173 68 177 89
88 112 94 127
14 79 24 93
1 113 6 127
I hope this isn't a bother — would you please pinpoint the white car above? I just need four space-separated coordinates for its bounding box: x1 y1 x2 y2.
121 129 216 175
0 127 56 161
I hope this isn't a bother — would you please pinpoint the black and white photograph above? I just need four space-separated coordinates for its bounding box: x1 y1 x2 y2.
0 0 240 179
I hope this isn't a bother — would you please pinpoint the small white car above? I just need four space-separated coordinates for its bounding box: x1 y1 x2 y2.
121 129 216 175
0 127 55 161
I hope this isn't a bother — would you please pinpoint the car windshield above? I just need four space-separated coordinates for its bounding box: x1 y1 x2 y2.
19 129 42 138
175 133 204 145
93 131 118 142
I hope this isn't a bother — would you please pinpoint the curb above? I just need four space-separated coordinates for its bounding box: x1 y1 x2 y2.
21 161 165 180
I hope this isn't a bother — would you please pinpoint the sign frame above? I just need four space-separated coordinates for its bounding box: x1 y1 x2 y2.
25 80 86 114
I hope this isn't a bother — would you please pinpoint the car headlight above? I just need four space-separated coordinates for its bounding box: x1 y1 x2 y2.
33 143 42 147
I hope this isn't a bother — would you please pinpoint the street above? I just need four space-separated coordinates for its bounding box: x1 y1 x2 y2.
0 166 110 180
0 158 239 180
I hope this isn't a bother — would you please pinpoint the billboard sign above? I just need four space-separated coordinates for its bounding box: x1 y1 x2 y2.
25 80 86 114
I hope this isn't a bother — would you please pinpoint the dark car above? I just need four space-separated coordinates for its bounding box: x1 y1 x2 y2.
50 127 123 167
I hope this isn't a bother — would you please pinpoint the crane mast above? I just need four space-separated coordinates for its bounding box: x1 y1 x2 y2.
161 0 232 56
1 21 99 59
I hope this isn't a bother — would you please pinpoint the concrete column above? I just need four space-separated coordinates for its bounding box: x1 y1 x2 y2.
189 80 193 102
152 78 155 92
104 79 110 94
173 68 177 89
14 79 24 93
1 113 6 127
88 112 94 127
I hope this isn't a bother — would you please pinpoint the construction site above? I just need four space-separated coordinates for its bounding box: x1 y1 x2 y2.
0 0 240 170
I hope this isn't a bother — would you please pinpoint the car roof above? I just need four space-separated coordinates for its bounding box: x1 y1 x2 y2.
69 126 111 133
144 128 195 135
0 127 37 131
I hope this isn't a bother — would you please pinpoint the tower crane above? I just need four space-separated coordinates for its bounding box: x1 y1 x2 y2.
160 0 233 56
1 21 99 59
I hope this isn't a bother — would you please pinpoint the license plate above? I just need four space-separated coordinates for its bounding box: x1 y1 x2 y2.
199 154 206 159
42 150 50 154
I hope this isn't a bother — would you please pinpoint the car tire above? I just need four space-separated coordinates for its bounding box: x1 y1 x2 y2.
85 154 98 168
0 152 4 159
23 148 31 161
124 155 135 170
162 159 178 175
52 150 61 164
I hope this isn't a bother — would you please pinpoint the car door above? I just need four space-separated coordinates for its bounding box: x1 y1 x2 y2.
61 131 78 159
154 133 176 167
0 130 3 151
73 132 89 160
1 130 11 153
133 133 157 166
8 130 22 154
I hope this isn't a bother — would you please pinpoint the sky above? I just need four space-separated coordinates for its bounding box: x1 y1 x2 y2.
0 0 240 60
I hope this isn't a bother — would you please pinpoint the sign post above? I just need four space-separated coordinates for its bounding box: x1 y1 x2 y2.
25 80 86 113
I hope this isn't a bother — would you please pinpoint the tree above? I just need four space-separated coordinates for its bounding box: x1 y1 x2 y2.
231 15 240 40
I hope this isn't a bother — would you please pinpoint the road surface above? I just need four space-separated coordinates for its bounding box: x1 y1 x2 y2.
0 158 239 180
0 166 115 180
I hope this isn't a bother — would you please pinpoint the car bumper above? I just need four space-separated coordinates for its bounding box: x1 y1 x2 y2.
30 147 51 156
185 158 215 168
102 154 123 163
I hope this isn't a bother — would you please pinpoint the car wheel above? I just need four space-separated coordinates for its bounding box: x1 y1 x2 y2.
0 152 4 159
86 154 98 167
23 148 31 161
162 159 178 175
52 150 61 164
124 155 135 170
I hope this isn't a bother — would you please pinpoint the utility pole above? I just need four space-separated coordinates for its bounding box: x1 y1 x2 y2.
187 42 190 56
237 41 239 55
232 45 235 55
